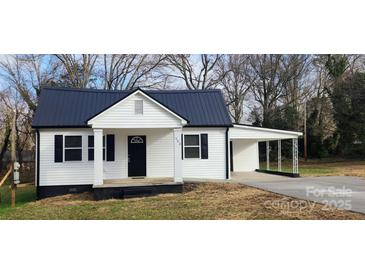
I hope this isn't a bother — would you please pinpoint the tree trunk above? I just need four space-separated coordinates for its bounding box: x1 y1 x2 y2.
0 126 11 173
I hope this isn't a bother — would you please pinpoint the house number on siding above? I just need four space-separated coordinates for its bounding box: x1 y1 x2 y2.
130 136 144 144
175 136 181 145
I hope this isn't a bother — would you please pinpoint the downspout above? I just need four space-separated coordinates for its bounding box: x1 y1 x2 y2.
225 128 229 179
36 129 40 199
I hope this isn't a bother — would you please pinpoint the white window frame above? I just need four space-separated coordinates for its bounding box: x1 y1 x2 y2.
183 134 201 159
135 100 143 115
64 135 82 162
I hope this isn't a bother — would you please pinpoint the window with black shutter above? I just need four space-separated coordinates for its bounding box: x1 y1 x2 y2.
106 134 115 161
54 135 63 162
64 136 82 161
200 134 208 159
183 134 200 158
88 135 94 161
182 133 208 159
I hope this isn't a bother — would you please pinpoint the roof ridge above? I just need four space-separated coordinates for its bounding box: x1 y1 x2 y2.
146 89 221 94
41 86 131 94
41 86 222 94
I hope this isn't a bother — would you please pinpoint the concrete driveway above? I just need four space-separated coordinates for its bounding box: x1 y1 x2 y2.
232 172 365 214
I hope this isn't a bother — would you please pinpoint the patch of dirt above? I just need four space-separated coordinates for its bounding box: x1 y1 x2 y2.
17 182 35 188
32 192 94 206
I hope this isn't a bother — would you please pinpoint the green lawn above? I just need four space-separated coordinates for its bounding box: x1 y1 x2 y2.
0 181 36 209
264 166 336 176
260 158 365 177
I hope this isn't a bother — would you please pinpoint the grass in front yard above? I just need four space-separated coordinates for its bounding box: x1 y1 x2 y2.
0 182 363 220
0 181 36 208
299 159 365 177
260 158 365 177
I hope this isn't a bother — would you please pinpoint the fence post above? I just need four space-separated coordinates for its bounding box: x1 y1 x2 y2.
292 138 298 174
278 139 282 172
266 141 270 170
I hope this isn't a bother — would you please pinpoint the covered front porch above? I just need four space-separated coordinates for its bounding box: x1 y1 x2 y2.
89 127 184 200
90 127 183 186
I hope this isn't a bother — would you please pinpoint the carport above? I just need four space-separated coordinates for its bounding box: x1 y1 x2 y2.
229 124 303 177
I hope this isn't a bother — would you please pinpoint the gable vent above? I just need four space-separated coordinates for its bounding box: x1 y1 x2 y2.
135 100 143 115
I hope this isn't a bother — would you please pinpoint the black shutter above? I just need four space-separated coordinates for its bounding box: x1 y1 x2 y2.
88 135 94 161
200 134 208 159
54 135 63 162
181 133 184 160
106 134 115 161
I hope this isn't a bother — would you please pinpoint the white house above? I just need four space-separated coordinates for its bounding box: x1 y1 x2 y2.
32 87 302 199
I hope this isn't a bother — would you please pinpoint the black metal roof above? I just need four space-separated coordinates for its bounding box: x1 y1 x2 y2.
32 87 233 128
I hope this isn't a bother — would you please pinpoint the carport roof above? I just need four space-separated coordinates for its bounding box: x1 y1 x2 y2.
230 124 302 141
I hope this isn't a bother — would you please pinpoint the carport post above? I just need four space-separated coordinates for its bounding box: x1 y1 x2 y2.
292 138 298 174
278 140 282 172
266 141 270 170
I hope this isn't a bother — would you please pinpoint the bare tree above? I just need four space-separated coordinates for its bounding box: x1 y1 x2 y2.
248 54 310 127
0 91 11 172
0 89 33 166
0 55 57 170
101 54 167 90
217 55 253 123
166 54 222 90
0 54 59 111
55 54 98 88
308 58 337 140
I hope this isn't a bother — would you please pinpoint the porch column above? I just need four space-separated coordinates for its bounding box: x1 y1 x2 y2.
266 141 270 170
173 128 183 183
278 139 282 172
93 128 103 186
292 138 298 174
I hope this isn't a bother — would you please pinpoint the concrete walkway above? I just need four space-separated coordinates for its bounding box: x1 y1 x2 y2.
233 172 365 214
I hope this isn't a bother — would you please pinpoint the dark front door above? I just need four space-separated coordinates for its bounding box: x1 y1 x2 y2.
128 135 146 177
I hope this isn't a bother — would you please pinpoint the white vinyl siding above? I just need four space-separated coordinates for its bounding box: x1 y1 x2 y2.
39 129 94 186
89 93 183 128
231 140 259 172
38 128 175 186
38 127 228 186
182 128 226 180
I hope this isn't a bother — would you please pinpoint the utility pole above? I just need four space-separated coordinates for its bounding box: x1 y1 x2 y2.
11 109 17 207
304 101 307 162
